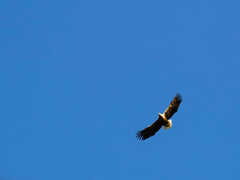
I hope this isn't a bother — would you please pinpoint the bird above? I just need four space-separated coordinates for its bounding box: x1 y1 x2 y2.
136 94 182 140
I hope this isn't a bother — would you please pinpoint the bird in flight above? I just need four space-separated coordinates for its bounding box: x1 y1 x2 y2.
136 94 182 140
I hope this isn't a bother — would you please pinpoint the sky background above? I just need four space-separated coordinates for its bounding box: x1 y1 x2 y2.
1 0 240 179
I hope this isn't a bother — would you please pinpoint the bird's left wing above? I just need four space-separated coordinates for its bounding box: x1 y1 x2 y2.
163 93 182 119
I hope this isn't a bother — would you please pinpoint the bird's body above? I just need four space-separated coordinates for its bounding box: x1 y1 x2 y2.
136 94 182 140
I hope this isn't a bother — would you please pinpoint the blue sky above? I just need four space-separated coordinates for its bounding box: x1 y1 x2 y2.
1 0 240 179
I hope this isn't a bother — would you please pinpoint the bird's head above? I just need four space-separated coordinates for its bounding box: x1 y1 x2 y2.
163 120 172 130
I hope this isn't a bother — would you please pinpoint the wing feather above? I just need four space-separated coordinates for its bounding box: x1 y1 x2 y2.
163 93 182 119
136 115 164 140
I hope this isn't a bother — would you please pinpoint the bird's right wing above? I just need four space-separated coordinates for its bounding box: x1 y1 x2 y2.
136 115 163 140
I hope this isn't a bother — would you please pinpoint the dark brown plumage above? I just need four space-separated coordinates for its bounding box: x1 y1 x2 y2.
136 94 182 140
163 93 182 119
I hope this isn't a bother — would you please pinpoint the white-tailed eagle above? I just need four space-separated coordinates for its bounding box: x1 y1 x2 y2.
136 94 182 140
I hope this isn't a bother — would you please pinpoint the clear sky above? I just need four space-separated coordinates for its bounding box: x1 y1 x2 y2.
1 0 240 179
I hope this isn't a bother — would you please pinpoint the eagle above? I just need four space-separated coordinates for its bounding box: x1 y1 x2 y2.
136 94 182 140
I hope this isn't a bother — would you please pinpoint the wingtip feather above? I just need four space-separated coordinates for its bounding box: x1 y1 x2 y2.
176 93 182 102
136 131 144 140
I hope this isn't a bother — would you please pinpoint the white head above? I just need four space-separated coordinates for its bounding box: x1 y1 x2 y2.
163 120 172 130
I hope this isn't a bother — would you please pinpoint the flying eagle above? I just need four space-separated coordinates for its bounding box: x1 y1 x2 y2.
136 94 182 140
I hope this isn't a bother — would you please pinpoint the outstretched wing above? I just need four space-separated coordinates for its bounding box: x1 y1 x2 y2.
136 115 164 140
163 93 182 119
